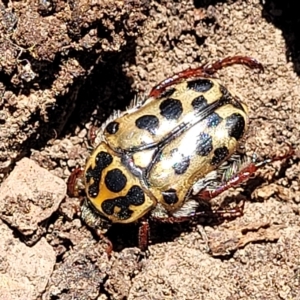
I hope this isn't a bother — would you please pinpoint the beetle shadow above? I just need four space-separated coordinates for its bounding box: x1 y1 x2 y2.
6 33 140 176
106 197 244 252
61 46 137 136
193 0 228 8
261 1 300 75
106 221 201 252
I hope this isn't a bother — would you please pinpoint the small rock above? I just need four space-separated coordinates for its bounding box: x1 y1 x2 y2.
0 157 66 237
0 220 56 300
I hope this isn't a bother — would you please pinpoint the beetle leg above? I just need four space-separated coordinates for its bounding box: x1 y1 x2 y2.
149 55 263 98
87 125 100 148
150 215 193 223
198 147 294 201
201 55 264 76
201 200 245 219
67 167 85 197
87 125 97 145
138 219 150 251
150 201 244 224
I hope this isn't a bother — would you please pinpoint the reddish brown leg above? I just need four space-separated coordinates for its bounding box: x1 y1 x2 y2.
150 215 195 224
206 200 245 219
149 56 263 98
199 148 294 201
87 125 98 147
67 167 84 197
193 200 245 219
150 202 244 225
201 56 264 75
138 220 150 251
67 167 87 222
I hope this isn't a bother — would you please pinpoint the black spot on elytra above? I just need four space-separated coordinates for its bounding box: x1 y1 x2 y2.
225 113 245 140
105 168 127 193
187 79 213 92
172 154 190 175
219 86 246 112
196 132 213 156
135 115 159 135
211 146 229 166
106 121 119 134
158 87 176 99
219 85 235 106
162 188 179 205
206 112 223 128
191 95 208 112
159 98 183 120
86 151 113 197
101 185 145 220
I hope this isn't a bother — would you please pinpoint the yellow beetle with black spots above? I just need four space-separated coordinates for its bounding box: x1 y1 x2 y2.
67 55 292 253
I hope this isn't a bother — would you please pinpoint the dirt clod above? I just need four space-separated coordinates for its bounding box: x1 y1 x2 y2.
0 158 66 239
0 220 56 300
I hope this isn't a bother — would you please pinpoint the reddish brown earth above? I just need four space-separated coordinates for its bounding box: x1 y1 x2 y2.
0 1 299 299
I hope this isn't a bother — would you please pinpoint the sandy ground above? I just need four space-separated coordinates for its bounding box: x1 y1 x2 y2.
0 0 300 299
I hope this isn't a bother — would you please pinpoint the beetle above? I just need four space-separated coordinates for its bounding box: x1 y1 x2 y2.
67 55 293 253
